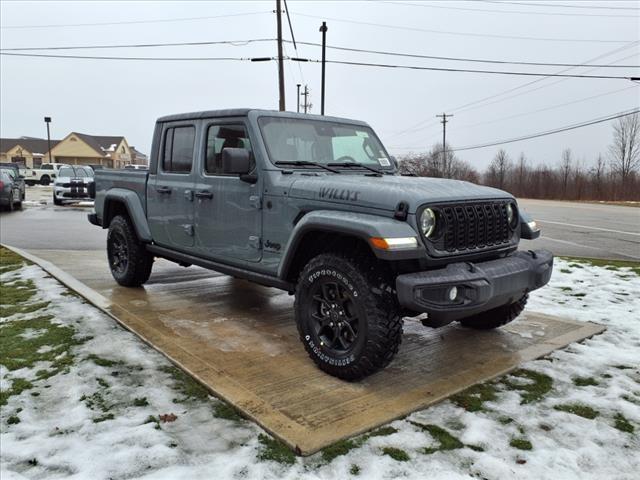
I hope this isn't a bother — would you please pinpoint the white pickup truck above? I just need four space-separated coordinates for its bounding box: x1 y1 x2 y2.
24 163 68 186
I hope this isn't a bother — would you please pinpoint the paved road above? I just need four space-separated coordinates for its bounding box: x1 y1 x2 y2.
518 199 640 261
1 199 638 261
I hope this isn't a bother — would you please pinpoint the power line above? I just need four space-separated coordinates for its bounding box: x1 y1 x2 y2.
0 39 276 51
289 40 639 69
384 1 639 18
0 52 270 61
296 58 635 80
0 11 271 29
5 38 637 70
450 108 640 152
475 1 640 11
387 42 639 138
291 12 634 43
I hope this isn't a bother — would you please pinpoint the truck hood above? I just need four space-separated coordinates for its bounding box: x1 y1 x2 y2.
288 174 512 213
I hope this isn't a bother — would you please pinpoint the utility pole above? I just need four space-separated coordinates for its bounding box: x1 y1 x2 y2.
276 0 285 111
436 113 453 178
296 83 301 113
302 85 310 113
319 21 328 115
44 116 52 164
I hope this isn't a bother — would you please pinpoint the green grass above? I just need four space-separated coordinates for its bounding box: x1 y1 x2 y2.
133 397 148 407
320 426 398 463
213 402 243 422
510 438 533 451
613 413 634 433
560 257 640 276
554 403 600 419
86 354 122 368
0 247 27 274
7 415 20 425
382 447 410 462
159 365 210 403
501 369 553 404
350 464 361 475
410 421 483 454
257 434 296 465
572 376 599 387
450 382 499 412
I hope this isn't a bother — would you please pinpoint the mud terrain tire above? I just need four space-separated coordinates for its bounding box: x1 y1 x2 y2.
459 294 529 330
107 214 153 287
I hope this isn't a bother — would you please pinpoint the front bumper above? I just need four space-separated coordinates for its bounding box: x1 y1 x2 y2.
396 249 553 324
54 185 91 201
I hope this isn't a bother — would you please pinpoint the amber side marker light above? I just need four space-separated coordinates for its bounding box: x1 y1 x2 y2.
369 237 418 250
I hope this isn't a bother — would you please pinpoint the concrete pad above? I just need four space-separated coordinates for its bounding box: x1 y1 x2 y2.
9 247 605 455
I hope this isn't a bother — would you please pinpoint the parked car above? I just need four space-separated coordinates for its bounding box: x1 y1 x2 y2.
123 164 148 170
25 163 68 186
0 169 23 211
88 109 552 380
53 165 94 205
0 164 26 202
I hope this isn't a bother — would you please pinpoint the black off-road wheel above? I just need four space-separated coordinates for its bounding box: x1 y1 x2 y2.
459 294 529 330
107 215 154 287
53 193 63 206
40 176 51 186
294 253 403 381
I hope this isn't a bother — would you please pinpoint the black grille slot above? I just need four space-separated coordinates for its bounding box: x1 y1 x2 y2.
434 201 511 254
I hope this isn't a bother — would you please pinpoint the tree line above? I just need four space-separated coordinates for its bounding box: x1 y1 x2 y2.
398 113 640 201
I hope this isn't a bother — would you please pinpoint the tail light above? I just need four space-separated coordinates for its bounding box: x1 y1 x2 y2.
0 181 4 190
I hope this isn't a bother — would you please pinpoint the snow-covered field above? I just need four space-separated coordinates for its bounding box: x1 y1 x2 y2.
1 251 638 480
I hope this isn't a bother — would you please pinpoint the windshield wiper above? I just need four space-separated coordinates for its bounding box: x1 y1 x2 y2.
275 160 340 174
327 162 384 175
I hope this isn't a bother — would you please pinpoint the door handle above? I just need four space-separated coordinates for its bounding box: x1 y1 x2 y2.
195 190 213 199
156 186 172 194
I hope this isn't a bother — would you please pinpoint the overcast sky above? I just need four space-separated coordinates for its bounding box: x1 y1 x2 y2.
1 0 638 169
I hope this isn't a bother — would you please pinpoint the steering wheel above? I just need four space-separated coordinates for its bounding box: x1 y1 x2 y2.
334 155 357 163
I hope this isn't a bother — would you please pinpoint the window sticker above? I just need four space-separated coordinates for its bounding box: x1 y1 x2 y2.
378 157 391 167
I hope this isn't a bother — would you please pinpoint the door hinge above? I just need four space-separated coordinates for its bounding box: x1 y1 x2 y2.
249 235 261 249
249 195 262 209
183 224 194 236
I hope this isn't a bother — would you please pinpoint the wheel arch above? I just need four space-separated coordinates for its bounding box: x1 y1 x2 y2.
103 189 152 242
278 210 423 283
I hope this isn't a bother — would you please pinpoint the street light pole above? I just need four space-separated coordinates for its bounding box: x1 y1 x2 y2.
276 0 285 111
297 83 301 113
44 116 52 164
319 21 328 115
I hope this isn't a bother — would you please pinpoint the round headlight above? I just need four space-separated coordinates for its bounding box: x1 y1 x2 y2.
420 208 437 238
506 203 517 228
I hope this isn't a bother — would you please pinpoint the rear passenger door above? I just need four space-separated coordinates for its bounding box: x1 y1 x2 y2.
147 123 198 250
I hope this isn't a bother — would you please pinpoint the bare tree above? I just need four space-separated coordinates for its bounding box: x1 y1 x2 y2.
485 149 512 190
515 152 528 197
560 148 572 198
609 113 640 191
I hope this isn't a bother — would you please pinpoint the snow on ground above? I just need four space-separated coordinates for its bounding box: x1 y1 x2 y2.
1 255 638 480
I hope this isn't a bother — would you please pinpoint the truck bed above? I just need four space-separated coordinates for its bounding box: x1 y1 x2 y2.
94 169 149 220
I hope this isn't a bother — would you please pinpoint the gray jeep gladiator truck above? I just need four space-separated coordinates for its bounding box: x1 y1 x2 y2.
88 109 553 380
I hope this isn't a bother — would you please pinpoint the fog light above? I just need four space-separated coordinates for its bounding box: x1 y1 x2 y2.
448 286 458 301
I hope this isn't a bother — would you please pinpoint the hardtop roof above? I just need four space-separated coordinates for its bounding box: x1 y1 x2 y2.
156 109 370 127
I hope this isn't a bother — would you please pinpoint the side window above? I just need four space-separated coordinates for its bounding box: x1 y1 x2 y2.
204 124 252 175
42 164 53 170
162 126 195 173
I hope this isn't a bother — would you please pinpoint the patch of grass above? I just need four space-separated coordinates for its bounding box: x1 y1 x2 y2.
365 426 398 439
510 438 532 451
560 268 571 274
213 402 243 421
382 447 409 462
572 376 599 387
560 257 640 276
602 373 612 379
450 382 499 412
501 369 553 404
320 425 398 463
554 403 600 419
0 247 27 273
0 378 33 407
159 365 209 403
411 421 471 455
498 416 514 425
350 464 361 475
86 354 122 368
257 434 295 465
93 413 114 423
80 391 115 423
613 365 634 370
96 378 110 389
0 278 38 318
613 413 634 433
570 293 586 298
144 415 161 430
7 415 20 425
559 286 573 292
133 397 148 407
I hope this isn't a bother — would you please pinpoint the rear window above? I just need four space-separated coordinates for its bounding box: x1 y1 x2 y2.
162 126 195 173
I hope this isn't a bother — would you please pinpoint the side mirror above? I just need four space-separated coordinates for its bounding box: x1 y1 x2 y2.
222 148 251 175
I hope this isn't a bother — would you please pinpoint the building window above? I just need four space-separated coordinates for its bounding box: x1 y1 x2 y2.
162 126 195 173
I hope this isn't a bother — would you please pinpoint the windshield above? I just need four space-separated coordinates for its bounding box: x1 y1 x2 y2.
258 117 393 170
58 166 93 178
0 168 17 179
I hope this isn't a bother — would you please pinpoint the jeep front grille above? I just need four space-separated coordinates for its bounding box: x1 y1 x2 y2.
432 201 511 253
